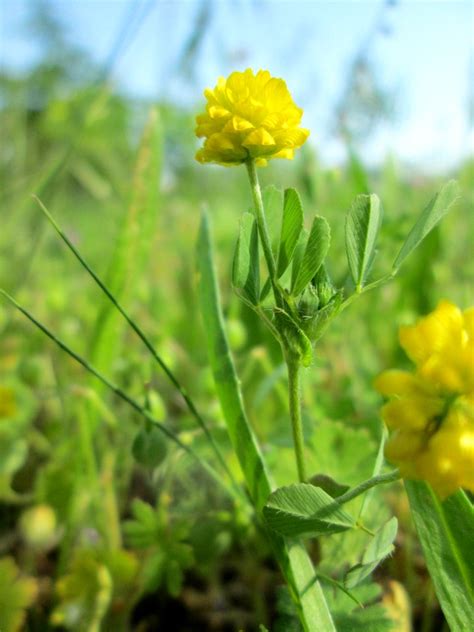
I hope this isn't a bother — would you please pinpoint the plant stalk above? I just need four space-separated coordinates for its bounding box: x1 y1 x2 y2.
287 357 308 482
245 160 308 482
336 469 401 506
245 159 277 285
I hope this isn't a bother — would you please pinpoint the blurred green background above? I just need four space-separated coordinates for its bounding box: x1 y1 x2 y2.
0 1 472 630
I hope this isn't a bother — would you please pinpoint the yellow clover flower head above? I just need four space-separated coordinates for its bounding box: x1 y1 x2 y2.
195 69 309 167
375 300 474 498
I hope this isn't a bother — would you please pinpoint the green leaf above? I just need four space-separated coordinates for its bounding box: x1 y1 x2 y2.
324 580 394 632
392 179 460 272
277 188 304 277
263 185 283 256
405 481 474 631
334 605 394 632
197 213 272 509
302 292 343 344
363 517 398 564
292 216 330 296
123 499 159 549
165 559 185 597
263 483 356 538
345 517 398 588
291 229 308 290
308 419 378 487
196 212 335 632
345 194 382 290
232 212 260 304
0 558 37 632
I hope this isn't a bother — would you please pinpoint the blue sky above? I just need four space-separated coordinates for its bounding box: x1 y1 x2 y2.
1 0 473 170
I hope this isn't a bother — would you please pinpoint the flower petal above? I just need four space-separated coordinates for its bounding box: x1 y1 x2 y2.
399 301 464 366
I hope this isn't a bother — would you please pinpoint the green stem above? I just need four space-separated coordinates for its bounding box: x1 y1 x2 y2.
335 469 401 506
340 273 396 312
287 357 307 482
245 159 278 285
315 572 363 607
245 160 308 483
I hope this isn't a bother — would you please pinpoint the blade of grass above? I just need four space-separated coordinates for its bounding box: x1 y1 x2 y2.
0 288 237 501
405 482 474 631
32 195 239 496
196 211 336 632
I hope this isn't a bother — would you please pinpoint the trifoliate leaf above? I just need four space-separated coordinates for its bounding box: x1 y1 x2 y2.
263 483 356 538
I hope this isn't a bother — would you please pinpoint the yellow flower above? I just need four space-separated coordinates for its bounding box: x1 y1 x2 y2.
375 301 474 498
195 69 309 166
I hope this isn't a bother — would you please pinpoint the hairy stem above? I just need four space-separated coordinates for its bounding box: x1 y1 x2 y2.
336 469 401 506
287 357 308 482
245 159 277 285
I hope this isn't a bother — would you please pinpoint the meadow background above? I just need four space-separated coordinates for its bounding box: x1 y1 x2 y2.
0 1 473 630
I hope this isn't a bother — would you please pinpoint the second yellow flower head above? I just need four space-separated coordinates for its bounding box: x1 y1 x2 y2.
195 69 309 167
375 301 474 498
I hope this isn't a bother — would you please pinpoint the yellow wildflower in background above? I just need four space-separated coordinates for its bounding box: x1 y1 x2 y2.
195 69 309 166
375 301 474 498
